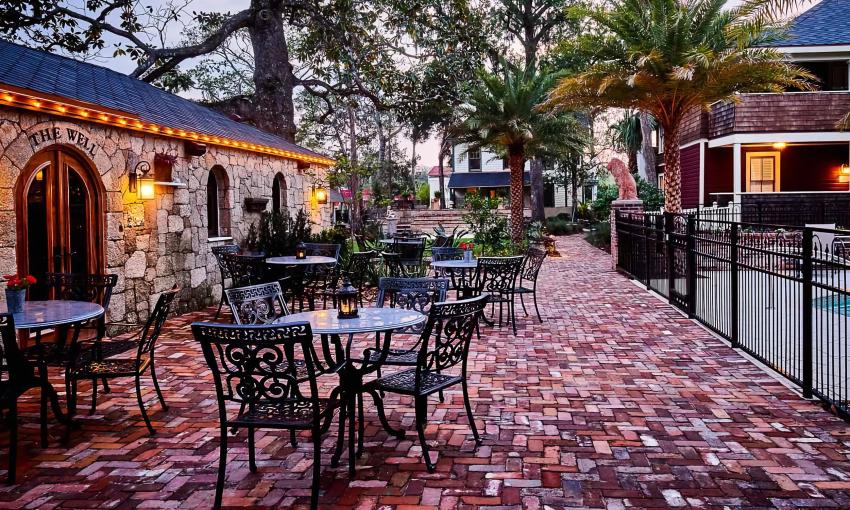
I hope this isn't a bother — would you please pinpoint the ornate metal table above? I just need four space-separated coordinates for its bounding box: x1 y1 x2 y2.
6 300 104 330
432 259 479 298
265 255 338 266
5 300 105 430
275 307 425 475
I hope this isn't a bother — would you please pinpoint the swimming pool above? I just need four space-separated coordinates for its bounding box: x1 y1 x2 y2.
814 295 850 316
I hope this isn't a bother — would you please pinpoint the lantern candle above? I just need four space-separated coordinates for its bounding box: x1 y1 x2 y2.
336 278 359 319
295 242 307 260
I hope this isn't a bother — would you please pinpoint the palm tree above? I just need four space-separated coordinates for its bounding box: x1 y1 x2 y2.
456 61 581 243
543 0 813 212
610 110 642 175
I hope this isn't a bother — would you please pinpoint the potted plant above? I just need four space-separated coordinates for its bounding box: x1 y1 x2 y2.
3 273 36 313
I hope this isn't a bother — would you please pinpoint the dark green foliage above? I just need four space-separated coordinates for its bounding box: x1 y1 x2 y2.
545 218 583 235
584 221 611 251
591 176 665 219
461 192 518 255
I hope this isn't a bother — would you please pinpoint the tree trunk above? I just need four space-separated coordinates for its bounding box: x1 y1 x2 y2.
410 140 417 194
248 1 297 142
347 105 363 234
529 158 545 222
508 148 526 244
662 121 682 213
570 165 579 222
639 112 657 185
437 143 447 209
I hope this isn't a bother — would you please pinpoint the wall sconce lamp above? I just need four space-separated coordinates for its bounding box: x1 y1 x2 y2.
314 187 328 205
129 161 156 200
772 142 787 150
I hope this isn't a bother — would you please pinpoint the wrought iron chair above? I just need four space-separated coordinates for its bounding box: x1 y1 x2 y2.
369 277 449 369
432 234 454 248
211 244 240 319
43 272 118 345
225 281 290 325
192 321 342 510
222 252 267 289
394 238 425 276
381 252 408 277
66 286 178 435
301 243 341 310
514 248 547 322
343 250 377 306
0 313 67 483
362 295 489 472
472 256 524 334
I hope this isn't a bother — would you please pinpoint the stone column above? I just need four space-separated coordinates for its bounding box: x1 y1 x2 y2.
610 199 644 270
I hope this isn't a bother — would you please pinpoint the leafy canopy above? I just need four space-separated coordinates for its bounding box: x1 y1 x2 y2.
543 0 814 130
456 60 582 156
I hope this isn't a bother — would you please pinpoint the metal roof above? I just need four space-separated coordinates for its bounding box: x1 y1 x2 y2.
0 39 332 164
447 171 530 188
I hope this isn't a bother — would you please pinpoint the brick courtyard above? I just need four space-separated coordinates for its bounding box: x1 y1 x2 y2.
2 235 850 509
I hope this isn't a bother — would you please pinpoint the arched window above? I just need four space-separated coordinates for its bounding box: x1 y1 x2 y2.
272 173 287 214
207 166 230 237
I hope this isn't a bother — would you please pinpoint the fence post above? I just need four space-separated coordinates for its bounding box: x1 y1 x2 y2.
686 214 697 317
801 227 813 399
664 212 675 305
730 223 739 348
643 214 651 289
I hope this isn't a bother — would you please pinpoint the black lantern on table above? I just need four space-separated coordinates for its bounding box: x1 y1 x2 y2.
336 278 359 319
295 242 307 260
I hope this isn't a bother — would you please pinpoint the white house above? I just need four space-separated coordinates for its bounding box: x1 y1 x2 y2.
428 143 596 214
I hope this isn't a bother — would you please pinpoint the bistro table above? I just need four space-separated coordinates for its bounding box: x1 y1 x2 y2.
274 307 425 475
378 238 425 245
266 255 338 266
4 300 105 434
5 300 104 331
432 258 479 298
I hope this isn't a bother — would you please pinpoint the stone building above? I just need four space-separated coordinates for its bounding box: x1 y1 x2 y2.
0 40 334 323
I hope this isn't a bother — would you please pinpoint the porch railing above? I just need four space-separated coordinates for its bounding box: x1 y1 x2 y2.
616 211 850 418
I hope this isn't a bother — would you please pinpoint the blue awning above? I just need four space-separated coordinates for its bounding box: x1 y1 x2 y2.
447 171 530 189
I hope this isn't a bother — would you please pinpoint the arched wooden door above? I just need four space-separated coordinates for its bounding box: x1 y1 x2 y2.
16 148 105 299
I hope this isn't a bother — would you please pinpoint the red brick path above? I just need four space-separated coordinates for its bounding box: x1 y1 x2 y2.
2 235 850 509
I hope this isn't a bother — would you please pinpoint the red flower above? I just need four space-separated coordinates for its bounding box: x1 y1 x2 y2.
25 275 36 284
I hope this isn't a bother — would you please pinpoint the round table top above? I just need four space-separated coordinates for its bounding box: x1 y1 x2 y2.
4 300 104 330
274 307 425 334
379 238 426 245
432 259 478 269
266 255 338 265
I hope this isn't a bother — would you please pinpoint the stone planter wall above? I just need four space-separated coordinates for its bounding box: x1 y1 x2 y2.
0 107 331 324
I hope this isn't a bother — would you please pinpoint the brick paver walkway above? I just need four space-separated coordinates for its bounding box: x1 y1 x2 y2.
2 235 850 509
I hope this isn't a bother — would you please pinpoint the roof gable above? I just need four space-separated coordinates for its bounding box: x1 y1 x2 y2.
0 39 332 165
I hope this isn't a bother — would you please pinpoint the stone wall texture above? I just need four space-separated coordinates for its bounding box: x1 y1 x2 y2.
0 106 331 324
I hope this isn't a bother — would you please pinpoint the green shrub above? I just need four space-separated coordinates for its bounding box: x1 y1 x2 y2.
584 221 611 251
592 176 664 219
545 218 583 236
461 192 513 255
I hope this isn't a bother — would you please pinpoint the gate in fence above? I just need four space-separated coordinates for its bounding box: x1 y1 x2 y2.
616 211 850 419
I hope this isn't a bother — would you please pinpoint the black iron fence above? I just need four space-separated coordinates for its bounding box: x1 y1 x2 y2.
616 211 850 418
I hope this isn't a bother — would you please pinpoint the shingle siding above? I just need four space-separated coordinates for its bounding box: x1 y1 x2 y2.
708 92 850 137
680 144 701 209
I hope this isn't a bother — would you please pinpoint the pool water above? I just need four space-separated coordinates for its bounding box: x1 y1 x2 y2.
814 295 850 316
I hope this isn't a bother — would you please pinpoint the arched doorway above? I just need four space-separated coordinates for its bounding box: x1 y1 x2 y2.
16 148 105 299
272 172 287 214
